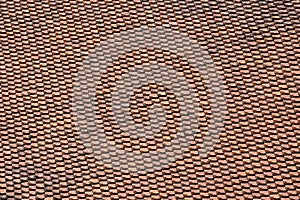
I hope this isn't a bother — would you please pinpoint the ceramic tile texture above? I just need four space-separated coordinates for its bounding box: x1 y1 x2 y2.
0 0 300 199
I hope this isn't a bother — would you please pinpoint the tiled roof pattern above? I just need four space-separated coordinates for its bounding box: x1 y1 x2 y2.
0 0 299 199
